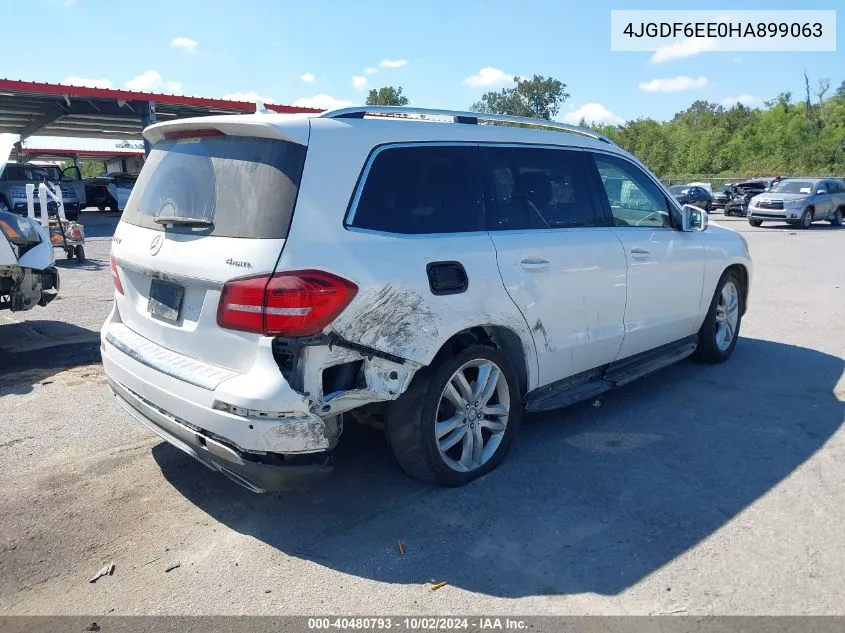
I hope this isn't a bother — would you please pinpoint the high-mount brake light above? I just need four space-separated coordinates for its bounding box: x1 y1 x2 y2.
164 129 225 140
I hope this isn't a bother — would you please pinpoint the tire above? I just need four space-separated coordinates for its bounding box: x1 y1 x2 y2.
386 345 522 486
65 248 74 260
830 208 843 226
705 200 712 213
799 209 813 229
748 219 763 227
694 270 743 364
0 198 9 214
74 245 85 261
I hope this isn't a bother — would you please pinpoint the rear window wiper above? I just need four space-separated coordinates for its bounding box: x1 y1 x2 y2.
154 216 214 228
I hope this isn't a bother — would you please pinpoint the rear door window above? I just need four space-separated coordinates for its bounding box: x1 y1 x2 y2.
348 145 483 234
121 135 307 238
481 146 601 230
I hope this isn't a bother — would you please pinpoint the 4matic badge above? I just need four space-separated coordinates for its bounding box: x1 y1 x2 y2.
226 258 252 269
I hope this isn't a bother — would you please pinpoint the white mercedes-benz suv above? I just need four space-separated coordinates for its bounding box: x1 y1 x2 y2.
102 106 752 492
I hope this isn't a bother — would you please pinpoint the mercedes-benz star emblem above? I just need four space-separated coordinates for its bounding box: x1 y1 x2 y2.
150 234 163 256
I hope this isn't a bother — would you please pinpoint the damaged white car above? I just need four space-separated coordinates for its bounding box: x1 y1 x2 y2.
102 106 752 492
0 145 59 312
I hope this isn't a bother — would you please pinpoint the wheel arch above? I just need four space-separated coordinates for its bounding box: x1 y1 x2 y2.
724 263 749 315
429 325 532 399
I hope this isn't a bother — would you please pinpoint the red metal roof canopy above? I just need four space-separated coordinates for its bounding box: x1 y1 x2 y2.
11 147 144 163
0 78 322 141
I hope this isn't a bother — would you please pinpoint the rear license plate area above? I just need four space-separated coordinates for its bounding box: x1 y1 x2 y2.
148 278 184 322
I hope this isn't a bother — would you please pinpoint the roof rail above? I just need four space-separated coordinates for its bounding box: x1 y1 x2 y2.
321 106 614 144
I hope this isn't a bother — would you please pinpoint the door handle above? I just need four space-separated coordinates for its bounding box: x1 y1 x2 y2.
521 257 549 271
630 248 650 258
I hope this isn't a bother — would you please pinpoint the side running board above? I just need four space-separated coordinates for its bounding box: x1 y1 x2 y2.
525 336 698 413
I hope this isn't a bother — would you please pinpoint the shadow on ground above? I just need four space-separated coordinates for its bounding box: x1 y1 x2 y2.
153 337 844 598
76 211 119 239
0 320 100 393
54 256 108 271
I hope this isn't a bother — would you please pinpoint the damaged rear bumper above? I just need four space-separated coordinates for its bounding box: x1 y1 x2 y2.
109 377 330 492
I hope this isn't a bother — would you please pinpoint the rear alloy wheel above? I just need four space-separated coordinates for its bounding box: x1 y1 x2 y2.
830 209 843 226
799 209 813 229
386 346 521 485
694 270 743 363
748 218 763 227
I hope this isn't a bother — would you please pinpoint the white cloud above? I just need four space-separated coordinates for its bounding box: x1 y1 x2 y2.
125 71 165 91
721 94 756 107
650 37 717 64
639 76 709 93
463 67 513 88
293 94 356 111
299 72 316 83
171 37 198 53
364 67 379 75
379 59 408 69
221 91 276 103
352 75 369 90
166 82 183 94
563 103 625 126
61 76 113 89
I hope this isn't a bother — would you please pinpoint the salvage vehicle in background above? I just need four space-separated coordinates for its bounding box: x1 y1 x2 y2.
725 179 769 217
84 172 138 212
747 178 845 228
107 172 137 211
102 106 752 493
711 184 732 211
0 150 60 311
668 184 712 212
0 162 82 221
0 209 60 311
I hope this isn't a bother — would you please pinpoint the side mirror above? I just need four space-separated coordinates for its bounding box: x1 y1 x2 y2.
816 189 827 195
682 204 707 232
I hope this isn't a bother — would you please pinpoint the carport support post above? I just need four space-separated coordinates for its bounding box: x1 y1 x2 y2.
141 101 156 155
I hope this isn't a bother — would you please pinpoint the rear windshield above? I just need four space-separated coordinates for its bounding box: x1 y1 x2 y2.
121 135 307 238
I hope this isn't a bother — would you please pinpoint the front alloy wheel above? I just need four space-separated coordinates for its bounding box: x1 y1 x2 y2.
799 209 813 229
830 209 843 226
714 280 740 352
695 270 743 363
386 346 521 485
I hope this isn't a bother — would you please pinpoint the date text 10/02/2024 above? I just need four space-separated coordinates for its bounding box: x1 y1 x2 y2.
307 617 528 630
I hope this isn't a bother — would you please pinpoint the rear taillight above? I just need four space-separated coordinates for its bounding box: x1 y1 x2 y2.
217 270 358 337
109 252 124 295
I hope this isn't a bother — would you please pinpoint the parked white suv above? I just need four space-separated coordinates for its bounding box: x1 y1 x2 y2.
102 106 752 492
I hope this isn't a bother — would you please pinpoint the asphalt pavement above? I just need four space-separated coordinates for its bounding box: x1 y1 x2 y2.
0 211 843 616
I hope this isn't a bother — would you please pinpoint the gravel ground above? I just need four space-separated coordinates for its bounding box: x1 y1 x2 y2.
0 212 843 616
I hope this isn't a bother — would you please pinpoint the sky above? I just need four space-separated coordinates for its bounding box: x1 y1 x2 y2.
1 0 842 149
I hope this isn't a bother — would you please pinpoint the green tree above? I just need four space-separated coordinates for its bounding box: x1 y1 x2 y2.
470 75 570 120
365 86 410 106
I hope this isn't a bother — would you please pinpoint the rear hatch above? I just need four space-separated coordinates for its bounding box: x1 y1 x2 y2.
110 125 308 373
